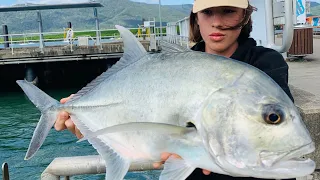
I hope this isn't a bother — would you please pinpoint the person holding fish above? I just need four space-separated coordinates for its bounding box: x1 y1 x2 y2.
54 0 300 179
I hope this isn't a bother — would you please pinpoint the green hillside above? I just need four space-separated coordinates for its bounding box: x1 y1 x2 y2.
0 0 192 34
311 5 320 15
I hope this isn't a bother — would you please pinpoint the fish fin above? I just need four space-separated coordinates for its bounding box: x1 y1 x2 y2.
103 145 131 180
16 80 59 112
88 135 131 180
24 112 57 160
16 80 59 160
68 25 147 103
159 156 196 180
77 122 192 143
68 115 131 180
104 149 131 180
115 25 148 62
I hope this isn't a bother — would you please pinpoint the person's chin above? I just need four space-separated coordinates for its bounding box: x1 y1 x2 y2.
207 46 227 54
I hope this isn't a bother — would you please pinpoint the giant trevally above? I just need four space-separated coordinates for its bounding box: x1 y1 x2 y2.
17 25 315 179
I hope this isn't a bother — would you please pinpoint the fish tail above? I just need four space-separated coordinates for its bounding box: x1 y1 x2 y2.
16 80 60 160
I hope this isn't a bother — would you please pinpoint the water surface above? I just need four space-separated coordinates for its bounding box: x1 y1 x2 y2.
0 89 160 179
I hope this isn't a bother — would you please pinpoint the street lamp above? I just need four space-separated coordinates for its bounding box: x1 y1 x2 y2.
159 0 163 40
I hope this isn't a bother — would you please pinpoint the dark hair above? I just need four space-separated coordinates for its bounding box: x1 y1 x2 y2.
189 5 255 44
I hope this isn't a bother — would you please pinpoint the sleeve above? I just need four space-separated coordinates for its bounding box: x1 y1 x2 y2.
253 50 295 103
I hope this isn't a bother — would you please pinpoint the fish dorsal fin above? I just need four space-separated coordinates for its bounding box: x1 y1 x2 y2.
68 25 148 102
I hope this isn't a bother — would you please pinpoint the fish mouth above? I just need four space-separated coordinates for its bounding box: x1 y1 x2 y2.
259 142 315 168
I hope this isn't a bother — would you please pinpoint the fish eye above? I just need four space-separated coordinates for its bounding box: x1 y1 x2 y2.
262 104 285 125
265 113 281 124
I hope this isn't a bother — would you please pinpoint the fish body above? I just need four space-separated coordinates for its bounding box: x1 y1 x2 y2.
17 25 315 180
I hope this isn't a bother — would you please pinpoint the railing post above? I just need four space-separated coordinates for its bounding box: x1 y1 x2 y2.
37 10 44 53
2 25 9 48
2 162 10 180
10 35 13 55
250 0 293 53
93 7 102 50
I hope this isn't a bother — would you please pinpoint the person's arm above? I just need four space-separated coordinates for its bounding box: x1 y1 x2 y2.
253 50 294 103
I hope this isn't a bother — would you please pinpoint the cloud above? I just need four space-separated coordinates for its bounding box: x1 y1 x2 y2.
11 0 193 5
15 0 90 5
132 0 159 3
130 0 193 5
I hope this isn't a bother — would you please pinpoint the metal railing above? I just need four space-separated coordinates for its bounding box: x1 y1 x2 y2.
165 17 190 49
0 27 160 55
41 155 161 180
39 155 312 180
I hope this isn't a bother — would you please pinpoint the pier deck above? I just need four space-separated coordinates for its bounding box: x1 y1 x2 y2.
0 40 151 65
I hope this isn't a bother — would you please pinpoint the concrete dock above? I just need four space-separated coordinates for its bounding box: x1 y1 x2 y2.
0 40 151 65
284 38 320 178
288 38 320 99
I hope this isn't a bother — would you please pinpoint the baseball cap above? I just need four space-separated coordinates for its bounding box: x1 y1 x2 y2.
192 0 249 13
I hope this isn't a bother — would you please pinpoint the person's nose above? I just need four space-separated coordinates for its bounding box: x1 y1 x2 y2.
211 13 224 27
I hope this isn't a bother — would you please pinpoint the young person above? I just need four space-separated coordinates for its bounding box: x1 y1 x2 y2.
54 0 294 179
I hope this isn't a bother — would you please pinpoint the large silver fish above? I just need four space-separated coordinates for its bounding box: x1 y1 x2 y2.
17 25 315 179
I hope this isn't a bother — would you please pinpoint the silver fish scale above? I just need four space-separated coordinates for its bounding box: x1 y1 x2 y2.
63 51 263 162
68 51 251 129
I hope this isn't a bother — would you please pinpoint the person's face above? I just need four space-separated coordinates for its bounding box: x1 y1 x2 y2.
196 6 246 55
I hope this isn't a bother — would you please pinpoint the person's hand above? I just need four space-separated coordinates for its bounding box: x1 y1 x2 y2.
153 152 211 175
54 94 83 139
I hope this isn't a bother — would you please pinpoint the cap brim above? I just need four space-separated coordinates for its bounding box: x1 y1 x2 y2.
192 2 248 13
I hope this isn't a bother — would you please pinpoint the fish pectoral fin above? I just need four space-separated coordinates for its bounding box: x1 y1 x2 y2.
89 137 131 180
77 122 192 143
160 155 196 180
104 149 131 180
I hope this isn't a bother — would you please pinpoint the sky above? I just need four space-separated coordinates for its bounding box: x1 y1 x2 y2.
0 0 194 6
1 0 320 6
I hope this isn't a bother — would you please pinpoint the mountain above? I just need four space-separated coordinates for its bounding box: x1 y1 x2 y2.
310 1 320 8
165 4 193 15
311 4 320 15
0 0 192 34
